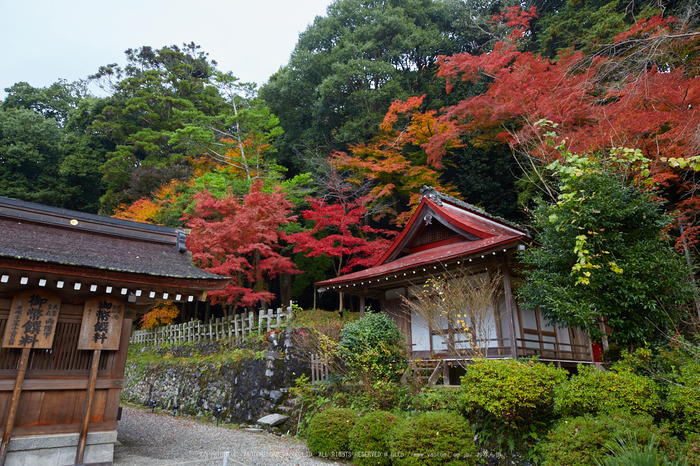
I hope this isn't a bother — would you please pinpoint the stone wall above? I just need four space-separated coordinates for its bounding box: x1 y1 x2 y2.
121 336 309 428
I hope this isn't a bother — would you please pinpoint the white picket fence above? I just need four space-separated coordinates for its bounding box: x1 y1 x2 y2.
130 305 293 346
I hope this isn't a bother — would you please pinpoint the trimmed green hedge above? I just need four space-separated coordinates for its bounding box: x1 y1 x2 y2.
388 411 477 466
306 408 357 457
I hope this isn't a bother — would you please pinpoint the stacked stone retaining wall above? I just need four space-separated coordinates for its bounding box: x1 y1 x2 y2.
121 337 309 429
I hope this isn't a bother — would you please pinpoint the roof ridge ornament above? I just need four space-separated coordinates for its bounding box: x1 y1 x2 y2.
419 186 442 206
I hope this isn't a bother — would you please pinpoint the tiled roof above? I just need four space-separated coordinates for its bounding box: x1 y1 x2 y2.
0 197 225 281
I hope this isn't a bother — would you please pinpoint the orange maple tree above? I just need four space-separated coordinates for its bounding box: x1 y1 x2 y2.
331 94 460 226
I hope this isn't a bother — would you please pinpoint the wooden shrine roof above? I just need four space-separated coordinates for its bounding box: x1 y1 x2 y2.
0 196 226 282
316 187 531 291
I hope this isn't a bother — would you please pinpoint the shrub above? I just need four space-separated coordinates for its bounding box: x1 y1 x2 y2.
680 433 700 465
349 411 401 466
306 408 358 457
555 365 660 417
388 411 477 466
597 435 688 466
401 386 461 413
337 312 408 381
665 362 700 436
540 412 680 466
458 358 567 460
460 358 567 426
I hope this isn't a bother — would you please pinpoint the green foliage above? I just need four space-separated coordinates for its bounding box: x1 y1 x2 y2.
459 359 567 426
0 107 66 205
665 361 700 436
540 413 680 466
349 411 401 466
306 408 358 456
518 149 693 347
458 358 567 459
597 435 688 466
401 386 461 413
387 410 478 466
555 365 660 418
337 312 408 382
680 433 700 465
259 0 491 173
537 0 659 57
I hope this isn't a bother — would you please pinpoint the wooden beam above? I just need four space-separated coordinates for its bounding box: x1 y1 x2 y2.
0 378 124 391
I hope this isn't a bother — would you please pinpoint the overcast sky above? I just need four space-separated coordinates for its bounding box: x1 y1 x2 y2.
1 0 335 100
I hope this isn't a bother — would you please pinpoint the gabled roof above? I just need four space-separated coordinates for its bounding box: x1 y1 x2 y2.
316 188 530 289
0 196 225 282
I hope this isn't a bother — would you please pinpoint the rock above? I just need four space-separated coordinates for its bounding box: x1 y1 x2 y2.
269 390 284 404
256 413 289 427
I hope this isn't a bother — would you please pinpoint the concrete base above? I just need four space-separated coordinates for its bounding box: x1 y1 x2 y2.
5 430 117 466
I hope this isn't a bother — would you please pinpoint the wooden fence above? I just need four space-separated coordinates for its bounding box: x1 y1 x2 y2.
130 305 292 347
310 354 330 383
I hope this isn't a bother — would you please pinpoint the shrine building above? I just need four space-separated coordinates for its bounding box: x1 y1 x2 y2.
0 196 227 466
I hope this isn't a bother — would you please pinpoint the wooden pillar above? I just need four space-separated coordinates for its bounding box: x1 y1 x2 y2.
76 349 101 464
500 263 519 359
359 295 365 318
0 348 31 466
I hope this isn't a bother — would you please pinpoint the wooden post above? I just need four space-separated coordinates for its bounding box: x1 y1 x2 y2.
500 263 519 359
76 349 101 464
359 295 366 318
0 348 31 466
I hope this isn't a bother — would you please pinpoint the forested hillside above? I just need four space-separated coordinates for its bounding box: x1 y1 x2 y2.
1 0 699 345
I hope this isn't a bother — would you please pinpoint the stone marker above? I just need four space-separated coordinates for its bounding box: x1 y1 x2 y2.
256 414 289 427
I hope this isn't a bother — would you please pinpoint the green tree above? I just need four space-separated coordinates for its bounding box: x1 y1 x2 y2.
0 107 65 205
517 147 693 347
2 81 109 212
259 0 493 174
89 43 227 212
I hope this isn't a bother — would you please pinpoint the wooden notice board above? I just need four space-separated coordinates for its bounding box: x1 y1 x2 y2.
77 298 125 351
2 291 60 349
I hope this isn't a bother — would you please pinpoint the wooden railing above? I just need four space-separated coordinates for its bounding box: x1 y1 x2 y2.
130 305 292 347
415 335 593 363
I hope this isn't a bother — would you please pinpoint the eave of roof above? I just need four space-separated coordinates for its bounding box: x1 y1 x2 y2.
317 233 527 287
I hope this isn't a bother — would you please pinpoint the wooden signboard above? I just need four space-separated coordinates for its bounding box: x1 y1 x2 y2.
77 297 125 351
2 291 60 349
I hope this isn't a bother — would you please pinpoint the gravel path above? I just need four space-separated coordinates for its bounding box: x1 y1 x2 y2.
113 407 343 466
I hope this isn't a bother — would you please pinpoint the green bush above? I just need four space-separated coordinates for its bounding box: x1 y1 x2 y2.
555 365 660 417
388 411 477 466
665 362 700 436
540 412 680 466
401 386 461 413
306 408 358 457
349 411 401 466
460 358 567 426
597 435 688 466
680 433 700 465
338 312 408 381
458 358 567 460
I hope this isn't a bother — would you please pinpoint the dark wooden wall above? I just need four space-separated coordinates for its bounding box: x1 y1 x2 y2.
0 299 131 438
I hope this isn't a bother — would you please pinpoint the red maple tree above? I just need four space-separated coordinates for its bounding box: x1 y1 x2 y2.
385 7 700 249
184 180 300 309
288 197 396 310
